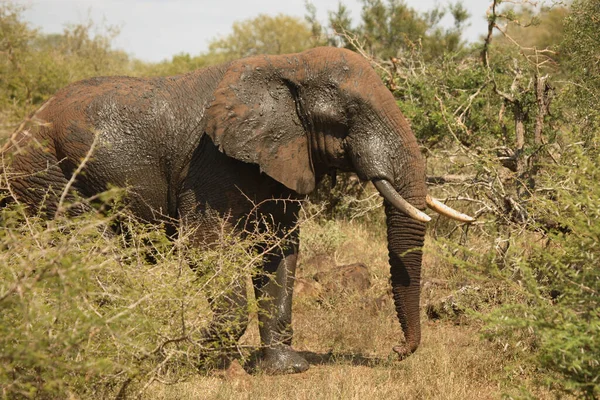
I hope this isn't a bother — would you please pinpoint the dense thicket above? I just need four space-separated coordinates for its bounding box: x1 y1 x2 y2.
1 0 599 398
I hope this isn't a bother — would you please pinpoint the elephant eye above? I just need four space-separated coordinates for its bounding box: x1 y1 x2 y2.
347 103 359 116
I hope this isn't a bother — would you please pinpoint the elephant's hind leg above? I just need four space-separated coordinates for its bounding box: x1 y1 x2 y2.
202 279 249 348
8 141 87 217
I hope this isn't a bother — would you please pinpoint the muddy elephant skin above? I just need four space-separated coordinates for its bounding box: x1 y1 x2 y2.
4 47 435 374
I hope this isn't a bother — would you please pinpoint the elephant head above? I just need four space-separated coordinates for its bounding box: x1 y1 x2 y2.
204 47 472 357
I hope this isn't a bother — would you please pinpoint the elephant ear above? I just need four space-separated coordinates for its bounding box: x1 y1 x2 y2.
205 57 315 194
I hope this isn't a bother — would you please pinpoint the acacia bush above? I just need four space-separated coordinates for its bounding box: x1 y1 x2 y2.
479 2 599 396
480 139 600 397
0 185 282 398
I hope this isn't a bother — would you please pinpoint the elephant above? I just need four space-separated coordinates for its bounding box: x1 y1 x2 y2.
2 47 472 374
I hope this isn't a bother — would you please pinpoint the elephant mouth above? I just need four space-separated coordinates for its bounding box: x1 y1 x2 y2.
372 179 475 223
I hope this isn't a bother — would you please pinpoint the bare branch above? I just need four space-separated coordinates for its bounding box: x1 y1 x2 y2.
55 130 100 217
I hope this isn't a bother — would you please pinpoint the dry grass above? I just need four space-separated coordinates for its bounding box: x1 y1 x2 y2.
148 323 507 400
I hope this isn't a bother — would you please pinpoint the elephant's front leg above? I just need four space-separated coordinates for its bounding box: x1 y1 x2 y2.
252 229 309 374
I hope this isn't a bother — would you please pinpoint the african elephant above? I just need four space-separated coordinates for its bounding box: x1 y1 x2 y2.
2 47 472 374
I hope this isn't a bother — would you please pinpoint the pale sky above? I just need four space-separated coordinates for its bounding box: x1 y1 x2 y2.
16 0 492 62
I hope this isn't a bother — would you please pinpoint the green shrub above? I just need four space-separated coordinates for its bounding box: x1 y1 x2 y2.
477 137 600 398
0 194 272 398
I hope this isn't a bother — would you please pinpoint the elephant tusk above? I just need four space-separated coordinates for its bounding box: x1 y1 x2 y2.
373 179 431 222
426 195 475 223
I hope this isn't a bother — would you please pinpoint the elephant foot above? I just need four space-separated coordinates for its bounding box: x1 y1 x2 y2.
255 346 309 374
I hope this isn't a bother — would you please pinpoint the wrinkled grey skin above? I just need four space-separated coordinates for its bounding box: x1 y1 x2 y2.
5 47 427 374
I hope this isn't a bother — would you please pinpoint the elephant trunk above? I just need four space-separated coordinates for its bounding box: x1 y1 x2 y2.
385 197 426 358
371 100 426 356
